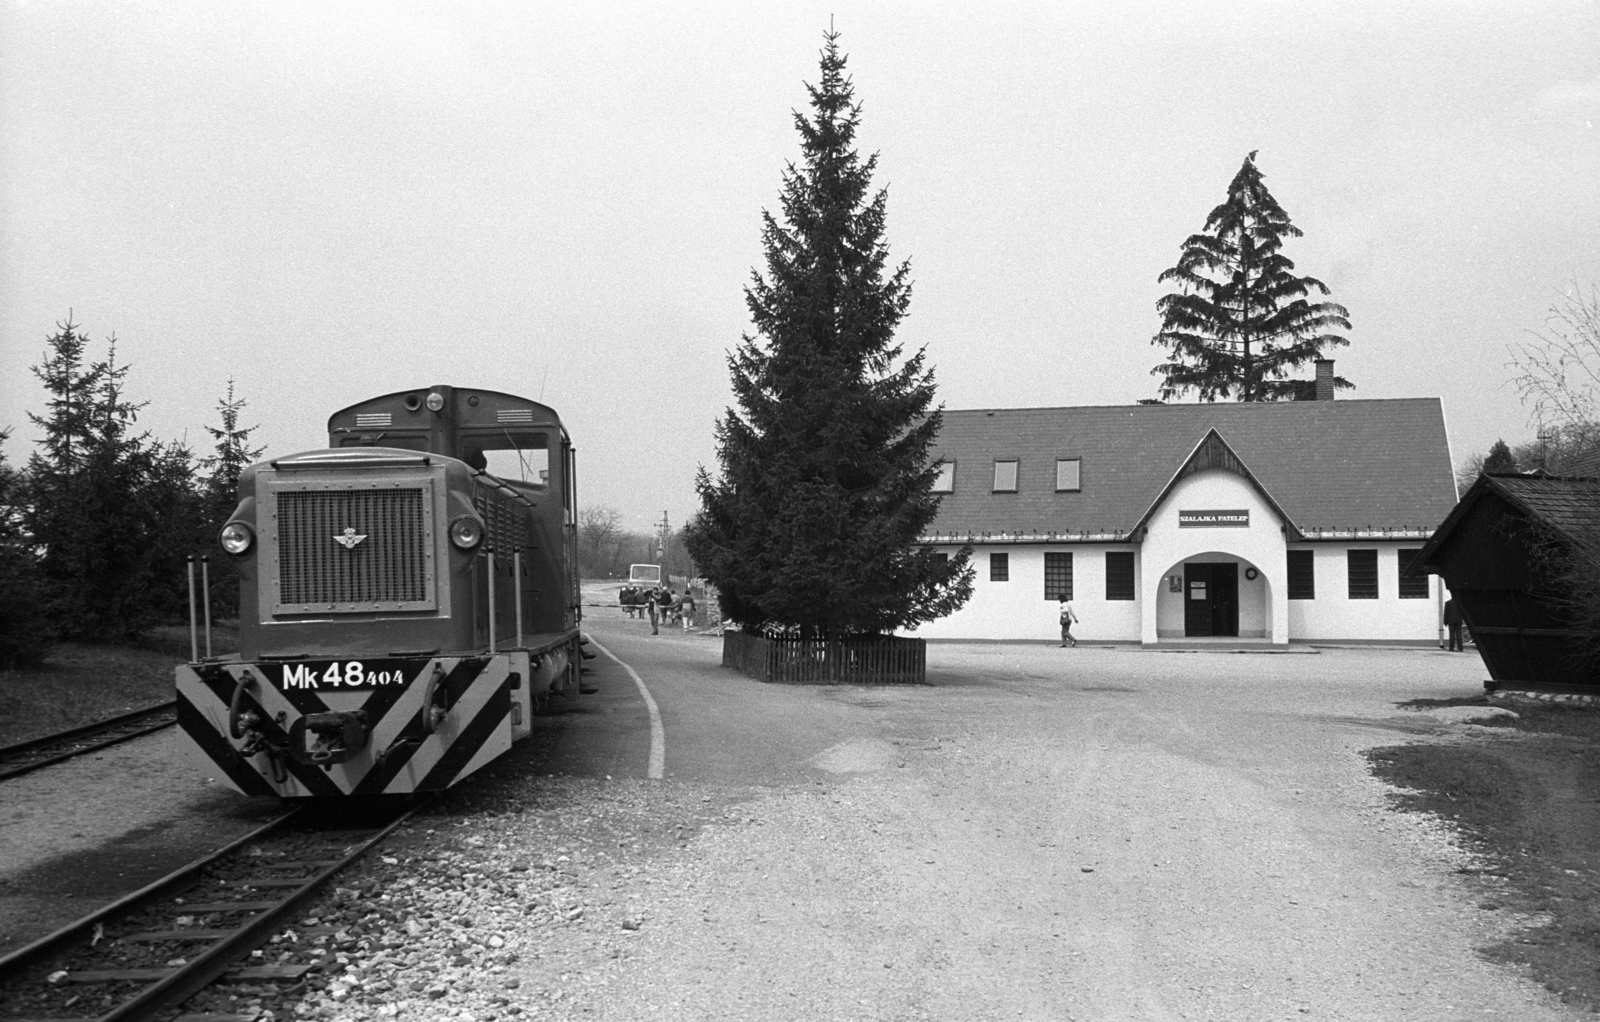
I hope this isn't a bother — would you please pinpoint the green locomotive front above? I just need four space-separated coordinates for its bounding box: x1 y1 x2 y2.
177 386 583 798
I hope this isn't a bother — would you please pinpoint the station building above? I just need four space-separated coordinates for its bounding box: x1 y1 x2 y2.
909 378 1459 645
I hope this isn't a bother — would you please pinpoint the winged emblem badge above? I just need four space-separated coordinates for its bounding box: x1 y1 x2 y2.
334 527 367 550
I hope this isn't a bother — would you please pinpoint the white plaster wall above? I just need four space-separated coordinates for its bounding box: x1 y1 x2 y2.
909 544 1142 641
1238 566 1268 637
1155 574 1185 635
1139 469 1289 644
1286 543 1441 641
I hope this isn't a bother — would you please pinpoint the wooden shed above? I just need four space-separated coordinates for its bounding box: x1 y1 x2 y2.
1413 473 1600 690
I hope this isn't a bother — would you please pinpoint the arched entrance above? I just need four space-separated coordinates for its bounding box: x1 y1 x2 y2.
1155 553 1273 640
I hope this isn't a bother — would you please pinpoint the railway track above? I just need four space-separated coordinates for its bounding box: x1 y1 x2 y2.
0 703 179 781
0 798 422 1022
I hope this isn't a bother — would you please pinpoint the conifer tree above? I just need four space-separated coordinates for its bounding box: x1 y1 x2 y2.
0 430 56 667
200 380 264 620
201 380 264 521
684 30 973 638
1152 153 1353 401
1483 439 1517 475
24 320 199 640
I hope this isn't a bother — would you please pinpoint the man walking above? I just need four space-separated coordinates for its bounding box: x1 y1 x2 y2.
1059 596 1078 647
654 586 674 635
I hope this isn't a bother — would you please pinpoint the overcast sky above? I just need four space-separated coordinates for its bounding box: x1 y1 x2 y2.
2 1 1596 535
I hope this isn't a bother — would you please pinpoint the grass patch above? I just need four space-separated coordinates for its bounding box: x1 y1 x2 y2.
1367 700 1600 1011
0 624 238 747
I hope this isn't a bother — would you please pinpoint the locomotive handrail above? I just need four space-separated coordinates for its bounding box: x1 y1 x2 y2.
487 547 498 653
473 470 537 505
271 452 433 469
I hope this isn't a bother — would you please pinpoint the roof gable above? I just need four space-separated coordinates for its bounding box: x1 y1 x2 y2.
1129 429 1302 540
924 398 1456 542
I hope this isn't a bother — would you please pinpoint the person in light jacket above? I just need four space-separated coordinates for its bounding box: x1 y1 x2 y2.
1059 596 1078 648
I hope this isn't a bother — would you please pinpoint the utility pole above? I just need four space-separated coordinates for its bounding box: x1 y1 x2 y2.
657 511 669 580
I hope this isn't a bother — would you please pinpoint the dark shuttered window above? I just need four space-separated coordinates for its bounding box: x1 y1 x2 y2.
990 552 1009 582
1287 550 1315 600
1398 548 1429 599
1347 549 1378 599
1105 551 1135 601
1044 552 1073 601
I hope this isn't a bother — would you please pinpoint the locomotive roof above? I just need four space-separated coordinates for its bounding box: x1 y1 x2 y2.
327 385 566 434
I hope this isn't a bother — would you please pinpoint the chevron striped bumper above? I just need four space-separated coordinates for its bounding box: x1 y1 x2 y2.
177 653 528 798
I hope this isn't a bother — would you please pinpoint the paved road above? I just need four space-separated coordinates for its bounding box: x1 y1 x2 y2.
535 598 1578 1022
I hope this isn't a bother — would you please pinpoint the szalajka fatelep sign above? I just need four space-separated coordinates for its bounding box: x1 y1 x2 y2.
1179 509 1250 528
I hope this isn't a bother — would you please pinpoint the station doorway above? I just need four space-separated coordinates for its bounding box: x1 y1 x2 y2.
1184 562 1239 637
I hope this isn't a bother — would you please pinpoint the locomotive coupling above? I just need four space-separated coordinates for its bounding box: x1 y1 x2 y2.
286 711 371 766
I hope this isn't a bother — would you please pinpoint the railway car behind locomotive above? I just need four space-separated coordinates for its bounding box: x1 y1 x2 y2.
177 385 583 798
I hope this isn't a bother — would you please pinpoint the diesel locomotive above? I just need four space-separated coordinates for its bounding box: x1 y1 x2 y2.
177 385 583 798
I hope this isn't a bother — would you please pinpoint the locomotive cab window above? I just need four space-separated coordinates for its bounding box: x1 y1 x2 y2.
460 431 549 487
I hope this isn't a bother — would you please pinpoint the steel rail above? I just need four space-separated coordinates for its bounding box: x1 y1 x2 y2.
0 808 300 978
0 701 179 781
101 801 423 1022
0 800 423 1022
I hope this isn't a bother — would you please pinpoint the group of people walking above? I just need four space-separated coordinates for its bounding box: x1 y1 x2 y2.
620 584 697 634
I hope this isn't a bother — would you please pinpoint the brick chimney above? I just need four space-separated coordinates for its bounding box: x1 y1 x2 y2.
1314 359 1335 401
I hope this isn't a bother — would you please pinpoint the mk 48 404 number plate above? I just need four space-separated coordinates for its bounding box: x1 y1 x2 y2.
275 659 423 691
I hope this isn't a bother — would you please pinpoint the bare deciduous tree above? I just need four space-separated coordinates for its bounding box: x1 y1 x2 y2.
1511 282 1600 475
578 504 623 578
1508 282 1600 664
1512 283 1600 432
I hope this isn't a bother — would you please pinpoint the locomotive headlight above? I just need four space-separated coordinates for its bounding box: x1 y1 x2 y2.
449 516 484 550
219 522 255 555
426 391 446 412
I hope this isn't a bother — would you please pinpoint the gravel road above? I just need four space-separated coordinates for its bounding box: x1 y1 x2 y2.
247 611 1575 1022
5 603 1580 1022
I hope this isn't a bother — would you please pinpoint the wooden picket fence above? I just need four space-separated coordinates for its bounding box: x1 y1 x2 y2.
722 631 926 685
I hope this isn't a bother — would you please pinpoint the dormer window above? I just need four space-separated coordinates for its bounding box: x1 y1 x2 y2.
1056 458 1081 492
932 461 955 493
993 459 1018 492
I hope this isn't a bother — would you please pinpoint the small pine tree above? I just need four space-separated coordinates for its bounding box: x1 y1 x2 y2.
199 381 264 621
201 380 264 518
684 30 973 638
1152 153 1354 401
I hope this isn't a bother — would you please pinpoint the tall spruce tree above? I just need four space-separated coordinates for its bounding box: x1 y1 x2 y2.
24 320 200 640
684 30 973 638
1152 153 1353 401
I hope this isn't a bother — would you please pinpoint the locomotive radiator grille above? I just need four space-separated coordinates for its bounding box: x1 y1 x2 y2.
275 487 434 611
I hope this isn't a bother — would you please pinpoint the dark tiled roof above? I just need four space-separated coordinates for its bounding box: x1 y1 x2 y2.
1489 474 1600 546
927 398 1457 538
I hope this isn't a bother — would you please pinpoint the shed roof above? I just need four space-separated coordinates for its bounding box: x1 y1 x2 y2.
926 398 1457 540
1425 473 1600 556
